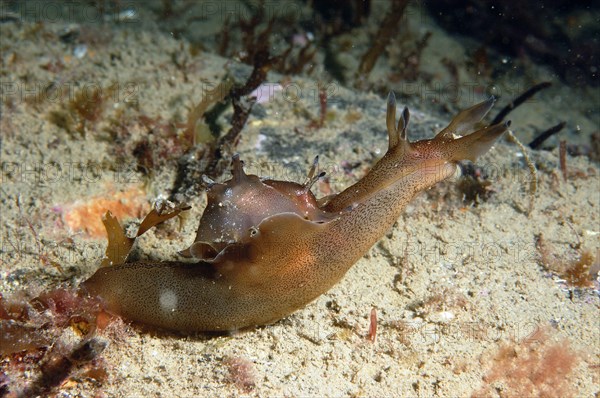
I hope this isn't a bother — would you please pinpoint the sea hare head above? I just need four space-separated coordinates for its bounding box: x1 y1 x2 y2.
182 154 331 260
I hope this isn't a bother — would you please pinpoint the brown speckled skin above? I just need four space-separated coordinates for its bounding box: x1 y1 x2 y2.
83 94 508 332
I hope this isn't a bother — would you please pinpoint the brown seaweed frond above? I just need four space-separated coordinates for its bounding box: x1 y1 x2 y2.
355 0 409 87
307 85 328 129
205 23 290 178
308 0 372 37
171 7 294 196
47 83 118 137
491 81 552 125
559 140 568 181
456 164 495 206
216 1 315 76
279 40 318 76
237 1 268 64
181 79 233 149
217 0 316 76
389 31 432 83
101 201 190 267
528 121 567 149
492 83 555 215
217 14 231 56
505 130 537 214
535 233 598 289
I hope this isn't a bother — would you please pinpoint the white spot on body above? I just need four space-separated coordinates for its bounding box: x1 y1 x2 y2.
159 289 178 313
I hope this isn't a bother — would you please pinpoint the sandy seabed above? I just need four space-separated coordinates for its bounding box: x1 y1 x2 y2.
1 1 598 397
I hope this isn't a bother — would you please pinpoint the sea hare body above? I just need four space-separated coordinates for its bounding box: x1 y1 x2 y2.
83 93 508 332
